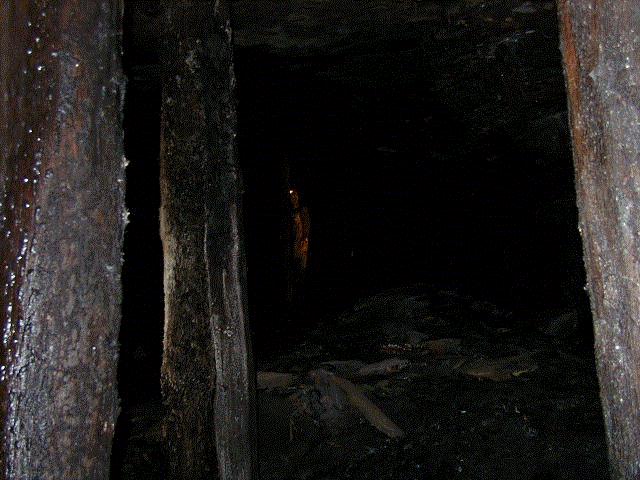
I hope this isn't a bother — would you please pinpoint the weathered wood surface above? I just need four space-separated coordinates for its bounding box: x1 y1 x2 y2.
309 370 405 439
558 1 640 477
159 2 218 478
202 1 258 479
0 2 125 478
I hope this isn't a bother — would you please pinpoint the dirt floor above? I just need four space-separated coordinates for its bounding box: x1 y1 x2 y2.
115 286 609 479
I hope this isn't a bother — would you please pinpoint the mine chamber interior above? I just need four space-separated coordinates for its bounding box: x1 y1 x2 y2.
113 1 607 479
237 1 588 345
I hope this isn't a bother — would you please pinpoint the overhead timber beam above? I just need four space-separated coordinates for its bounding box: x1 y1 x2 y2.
0 2 126 478
558 1 640 478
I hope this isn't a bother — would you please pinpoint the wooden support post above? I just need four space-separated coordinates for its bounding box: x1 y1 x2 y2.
0 2 125 478
161 1 257 478
202 1 258 478
161 2 257 477
559 1 640 477
159 2 218 478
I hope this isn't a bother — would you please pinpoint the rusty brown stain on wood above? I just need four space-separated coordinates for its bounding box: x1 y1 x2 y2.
0 1 125 478
558 0 582 119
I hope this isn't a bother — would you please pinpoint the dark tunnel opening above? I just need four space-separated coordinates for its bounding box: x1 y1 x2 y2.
112 1 609 478
236 2 590 344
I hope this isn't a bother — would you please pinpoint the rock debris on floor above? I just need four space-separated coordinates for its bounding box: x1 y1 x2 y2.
117 286 608 479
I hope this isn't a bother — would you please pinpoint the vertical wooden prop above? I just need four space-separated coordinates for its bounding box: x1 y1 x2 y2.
559 1 640 477
0 2 125 479
161 1 257 478
202 1 258 478
159 2 218 478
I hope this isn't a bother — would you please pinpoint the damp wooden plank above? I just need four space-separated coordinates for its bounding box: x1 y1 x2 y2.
0 2 125 478
160 1 257 478
201 1 258 478
559 1 640 477
159 2 218 478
